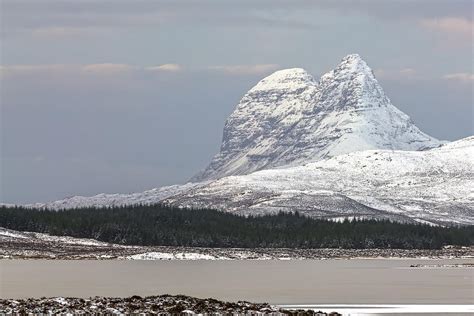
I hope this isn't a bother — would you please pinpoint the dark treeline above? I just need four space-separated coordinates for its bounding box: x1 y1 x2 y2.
0 204 472 249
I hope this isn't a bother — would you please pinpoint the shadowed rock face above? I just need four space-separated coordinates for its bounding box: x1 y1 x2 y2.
192 54 442 182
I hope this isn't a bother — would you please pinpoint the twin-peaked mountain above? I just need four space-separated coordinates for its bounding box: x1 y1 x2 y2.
192 54 441 181
29 54 473 225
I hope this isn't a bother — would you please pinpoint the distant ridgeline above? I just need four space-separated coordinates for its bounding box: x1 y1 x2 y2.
1 204 472 249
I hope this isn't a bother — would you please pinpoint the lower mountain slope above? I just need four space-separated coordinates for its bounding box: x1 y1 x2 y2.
165 137 474 225
30 182 202 210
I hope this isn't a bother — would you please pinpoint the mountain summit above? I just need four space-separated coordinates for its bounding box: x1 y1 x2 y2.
192 54 442 181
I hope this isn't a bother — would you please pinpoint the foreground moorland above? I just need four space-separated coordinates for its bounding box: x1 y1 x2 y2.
2 224 473 259
0 294 339 315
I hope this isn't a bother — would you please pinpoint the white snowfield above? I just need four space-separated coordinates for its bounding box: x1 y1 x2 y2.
124 251 275 261
13 54 473 225
126 252 221 260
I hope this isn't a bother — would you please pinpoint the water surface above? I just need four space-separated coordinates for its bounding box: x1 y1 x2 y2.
1 259 472 306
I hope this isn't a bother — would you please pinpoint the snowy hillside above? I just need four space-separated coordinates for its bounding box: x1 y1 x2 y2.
167 137 474 225
192 54 442 181
30 182 202 210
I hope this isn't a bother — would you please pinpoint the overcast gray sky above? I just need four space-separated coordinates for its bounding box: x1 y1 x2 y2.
1 0 473 203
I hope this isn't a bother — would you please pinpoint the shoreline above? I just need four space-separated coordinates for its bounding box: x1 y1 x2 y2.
2 227 472 260
2 296 473 315
2 245 473 261
2 243 473 261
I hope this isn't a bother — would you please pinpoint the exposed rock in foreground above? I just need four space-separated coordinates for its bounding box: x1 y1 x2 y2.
0 295 340 315
409 263 474 268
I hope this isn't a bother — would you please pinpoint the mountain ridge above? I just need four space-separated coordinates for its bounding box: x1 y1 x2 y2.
192 54 442 181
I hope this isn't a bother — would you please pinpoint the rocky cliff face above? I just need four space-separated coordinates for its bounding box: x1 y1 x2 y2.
192 54 442 181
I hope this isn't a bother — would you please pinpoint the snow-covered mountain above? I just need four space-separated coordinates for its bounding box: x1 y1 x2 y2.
20 54 473 225
192 54 442 181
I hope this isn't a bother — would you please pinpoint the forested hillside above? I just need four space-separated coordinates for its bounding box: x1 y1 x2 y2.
0 205 472 249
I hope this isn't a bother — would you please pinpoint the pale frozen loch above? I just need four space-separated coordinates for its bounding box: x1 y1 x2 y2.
1 259 472 310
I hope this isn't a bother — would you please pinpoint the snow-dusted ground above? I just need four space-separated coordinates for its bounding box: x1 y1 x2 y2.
0 227 133 259
127 252 222 260
29 182 203 210
124 251 276 261
4 298 472 315
0 295 282 315
0 227 111 247
1 227 472 260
